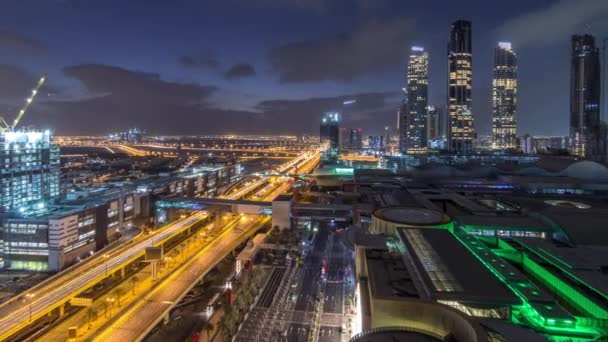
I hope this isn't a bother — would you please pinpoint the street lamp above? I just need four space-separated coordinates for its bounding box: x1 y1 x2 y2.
105 297 115 319
103 254 111 276
25 293 35 322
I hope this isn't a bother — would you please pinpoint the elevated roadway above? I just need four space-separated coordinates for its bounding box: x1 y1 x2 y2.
93 216 270 341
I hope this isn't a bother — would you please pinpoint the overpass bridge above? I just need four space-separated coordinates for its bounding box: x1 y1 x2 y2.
155 197 272 218
156 197 358 226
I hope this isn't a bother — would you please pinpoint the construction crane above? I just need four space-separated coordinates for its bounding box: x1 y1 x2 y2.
0 75 46 132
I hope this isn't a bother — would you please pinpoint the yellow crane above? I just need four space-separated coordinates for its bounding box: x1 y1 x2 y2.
0 75 46 132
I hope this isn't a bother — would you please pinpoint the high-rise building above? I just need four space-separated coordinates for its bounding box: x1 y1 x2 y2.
492 42 518 150
403 46 429 154
570 34 606 162
368 135 384 150
0 130 60 213
426 105 440 141
447 20 476 154
520 134 534 154
349 128 363 150
320 112 341 155
398 100 407 153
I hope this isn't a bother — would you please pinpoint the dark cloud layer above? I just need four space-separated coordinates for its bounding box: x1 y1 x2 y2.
255 91 400 133
224 63 256 80
178 50 221 70
0 30 47 52
269 17 414 82
497 0 608 47
0 64 43 101
12 63 396 135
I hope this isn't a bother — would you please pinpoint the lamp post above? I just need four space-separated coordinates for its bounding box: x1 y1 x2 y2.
25 293 35 322
603 38 608 123
105 297 115 319
103 254 111 276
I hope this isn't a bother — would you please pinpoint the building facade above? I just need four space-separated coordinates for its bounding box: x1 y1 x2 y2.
570 34 605 162
349 128 363 150
0 131 60 213
320 112 341 155
448 20 476 154
426 105 440 142
492 42 518 150
403 47 429 154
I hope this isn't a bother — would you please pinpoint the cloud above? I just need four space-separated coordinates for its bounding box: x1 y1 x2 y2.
35 64 226 133
11 63 397 135
243 0 390 14
0 30 47 52
0 65 44 101
269 17 414 82
178 50 221 69
255 91 400 133
224 63 256 80
62 64 217 103
497 0 608 46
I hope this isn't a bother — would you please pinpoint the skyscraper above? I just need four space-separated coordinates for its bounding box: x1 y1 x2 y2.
320 112 341 155
349 128 363 150
426 105 440 142
570 34 606 162
492 42 518 150
0 130 60 212
403 46 429 154
447 20 475 154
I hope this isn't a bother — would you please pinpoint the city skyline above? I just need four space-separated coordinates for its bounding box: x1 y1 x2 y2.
1 1 608 136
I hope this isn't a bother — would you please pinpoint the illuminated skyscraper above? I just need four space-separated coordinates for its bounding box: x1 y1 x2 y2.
403 46 429 154
320 112 341 156
492 42 518 150
0 130 60 212
426 105 440 141
570 34 606 162
447 20 475 153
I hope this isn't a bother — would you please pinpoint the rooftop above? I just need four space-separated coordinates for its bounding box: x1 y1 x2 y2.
373 207 446 226
398 228 519 306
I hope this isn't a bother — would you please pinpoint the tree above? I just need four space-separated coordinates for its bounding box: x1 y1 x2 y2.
130 276 139 296
112 288 124 307
87 307 98 328
203 321 214 342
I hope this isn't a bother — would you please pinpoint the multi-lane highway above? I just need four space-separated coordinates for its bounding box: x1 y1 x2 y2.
93 216 270 341
0 148 320 341
0 212 207 341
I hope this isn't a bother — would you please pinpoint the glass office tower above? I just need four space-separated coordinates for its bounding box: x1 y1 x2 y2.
0 130 60 212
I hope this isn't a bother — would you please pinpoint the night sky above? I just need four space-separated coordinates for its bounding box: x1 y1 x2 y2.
1 0 607 136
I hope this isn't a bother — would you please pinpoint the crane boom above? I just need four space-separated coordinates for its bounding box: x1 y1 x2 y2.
8 75 46 131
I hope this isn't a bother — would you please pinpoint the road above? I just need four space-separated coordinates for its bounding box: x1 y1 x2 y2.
92 216 270 341
0 212 207 341
235 221 352 342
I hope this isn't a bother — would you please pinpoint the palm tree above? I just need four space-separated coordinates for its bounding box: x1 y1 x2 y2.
112 288 124 307
203 322 214 342
130 276 139 296
87 307 98 328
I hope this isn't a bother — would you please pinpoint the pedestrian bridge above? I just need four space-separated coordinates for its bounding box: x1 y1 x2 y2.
156 197 273 215
155 198 358 225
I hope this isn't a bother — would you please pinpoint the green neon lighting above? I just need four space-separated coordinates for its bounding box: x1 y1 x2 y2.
451 228 603 338
334 167 354 175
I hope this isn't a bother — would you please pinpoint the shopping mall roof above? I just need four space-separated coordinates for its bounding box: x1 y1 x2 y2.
397 228 519 306
373 207 447 226
350 328 441 342
455 214 552 231
365 249 420 299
